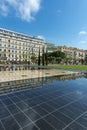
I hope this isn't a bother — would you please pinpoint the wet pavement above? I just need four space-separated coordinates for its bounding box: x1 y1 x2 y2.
0 76 87 130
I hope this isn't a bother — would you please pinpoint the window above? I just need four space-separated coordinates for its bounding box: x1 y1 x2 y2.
8 39 10 42
8 44 10 47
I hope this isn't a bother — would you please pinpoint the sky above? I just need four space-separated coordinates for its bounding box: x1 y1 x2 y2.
0 0 87 50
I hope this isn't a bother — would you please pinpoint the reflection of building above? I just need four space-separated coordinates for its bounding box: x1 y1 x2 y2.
0 28 46 62
57 46 86 61
0 71 84 94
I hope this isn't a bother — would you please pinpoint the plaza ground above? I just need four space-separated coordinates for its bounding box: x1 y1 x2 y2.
0 69 76 83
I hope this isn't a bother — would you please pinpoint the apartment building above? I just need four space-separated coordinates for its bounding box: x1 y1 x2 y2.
0 28 46 63
57 46 86 64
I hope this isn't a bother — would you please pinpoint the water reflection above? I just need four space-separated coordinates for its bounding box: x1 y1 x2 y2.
0 65 39 71
0 69 86 94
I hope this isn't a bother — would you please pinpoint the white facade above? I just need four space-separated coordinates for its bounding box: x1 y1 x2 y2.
0 28 46 62
57 46 86 60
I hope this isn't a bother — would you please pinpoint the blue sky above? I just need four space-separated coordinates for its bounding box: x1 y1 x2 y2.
0 0 87 49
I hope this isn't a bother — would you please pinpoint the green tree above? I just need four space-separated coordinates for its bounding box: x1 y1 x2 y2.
47 51 66 64
31 53 36 63
42 47 45 66
45 49 48 65
56 57 62 63
47 51 65 58
38 47 40 66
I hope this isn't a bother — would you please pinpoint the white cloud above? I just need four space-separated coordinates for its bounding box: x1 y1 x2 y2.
37 35 45 40
79 31 87 35
78 40 87 44
0 1 9 16
0 0 41 22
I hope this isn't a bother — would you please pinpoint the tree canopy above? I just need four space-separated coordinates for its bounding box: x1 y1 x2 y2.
48 51 66 58
47 51 66 64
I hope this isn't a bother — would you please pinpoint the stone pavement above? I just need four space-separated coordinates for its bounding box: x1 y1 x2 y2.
0 69 77 83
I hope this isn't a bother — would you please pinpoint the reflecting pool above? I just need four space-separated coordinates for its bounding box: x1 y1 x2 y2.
0 74 87 130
